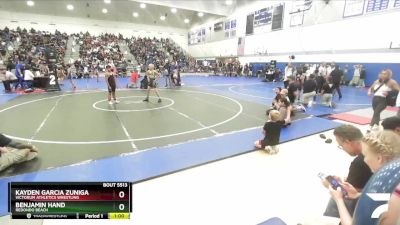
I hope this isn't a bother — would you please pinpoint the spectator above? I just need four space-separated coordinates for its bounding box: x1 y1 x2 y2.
320 76 334 107
397 90 400 117
316 63 326 94
273 68 282 82
330 64 343 100
286 76 298 104
359 65 366 88
330 130 400 225
39 62 49 77
368 69 399 132
14 60 24 90
284 63 293 88
271 87 282 109
349 65 360 87
243 63 250 77
302 74 317 107
24 67 35 89
56 66 66 85
254 110 284 154
322 125 373 218
277 97 292 126
0 64 10 92
381 116 400 135
0 133 38 172
66 64 77 89
342 64 349 85
379 183 400 225
128 68 139 88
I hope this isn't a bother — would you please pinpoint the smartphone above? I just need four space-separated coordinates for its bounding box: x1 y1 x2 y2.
318 173 348 196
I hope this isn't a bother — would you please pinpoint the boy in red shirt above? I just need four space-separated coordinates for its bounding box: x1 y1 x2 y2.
128 69 139 88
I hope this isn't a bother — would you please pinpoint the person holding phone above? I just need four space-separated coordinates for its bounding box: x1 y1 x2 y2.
329 130 400 225
321 125 373 218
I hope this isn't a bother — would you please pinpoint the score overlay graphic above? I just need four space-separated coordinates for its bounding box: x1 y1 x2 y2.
8 182 132 219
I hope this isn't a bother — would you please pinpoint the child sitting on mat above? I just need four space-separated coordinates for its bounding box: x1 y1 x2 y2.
254 110 284 154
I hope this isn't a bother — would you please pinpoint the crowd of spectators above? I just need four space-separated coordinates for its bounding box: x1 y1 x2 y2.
5 27 67 72
75 32 124 72
128 37 193 72
0 27 68 91
1 28 195 92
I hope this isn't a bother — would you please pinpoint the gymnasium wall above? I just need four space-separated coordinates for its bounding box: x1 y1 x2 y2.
0 10 188 51
239 53 400 87
247 60 400 87
188 1 400 85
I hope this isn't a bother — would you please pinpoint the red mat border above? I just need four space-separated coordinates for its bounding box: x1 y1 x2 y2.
329 113 371 125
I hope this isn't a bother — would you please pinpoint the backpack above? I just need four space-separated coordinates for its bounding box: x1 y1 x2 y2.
374 81 398 106
386 90 399 106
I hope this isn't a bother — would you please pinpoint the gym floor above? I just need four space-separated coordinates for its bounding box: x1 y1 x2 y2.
0 75 384 224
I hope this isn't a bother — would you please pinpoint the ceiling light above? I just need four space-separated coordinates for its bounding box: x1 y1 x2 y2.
160 16 166 21
184 18 190 24
225 0 233 5
67 4 74 10
171 8 177 13
26 1 34 7
140 3 146 9
104 0 111 4
197 12 204 17
133 12 139 17
102 8 108 13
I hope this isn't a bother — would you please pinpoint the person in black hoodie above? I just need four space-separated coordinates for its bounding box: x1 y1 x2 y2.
358 65 366 88
302 74 317 107
321 77 335 107
330 65 343 100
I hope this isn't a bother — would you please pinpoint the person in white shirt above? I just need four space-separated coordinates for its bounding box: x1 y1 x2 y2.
24 69 35 80
318 63 327 77
284 64 293 88
5 70 17 81
368 69 399 131
0 65 9 92
326 64 333 77
397 90 400 117
2 69 17 92
24 69 35 89
349 65 360 86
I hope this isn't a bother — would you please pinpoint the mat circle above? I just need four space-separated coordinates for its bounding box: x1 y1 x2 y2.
92 96 175 112
0 89 243 144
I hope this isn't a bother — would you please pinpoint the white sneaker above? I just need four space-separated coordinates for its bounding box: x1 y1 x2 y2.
108 101 113 105
264 146 272 153
265 146 279 154
307 101 313 108
270 146 279 154
114 100 120 104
